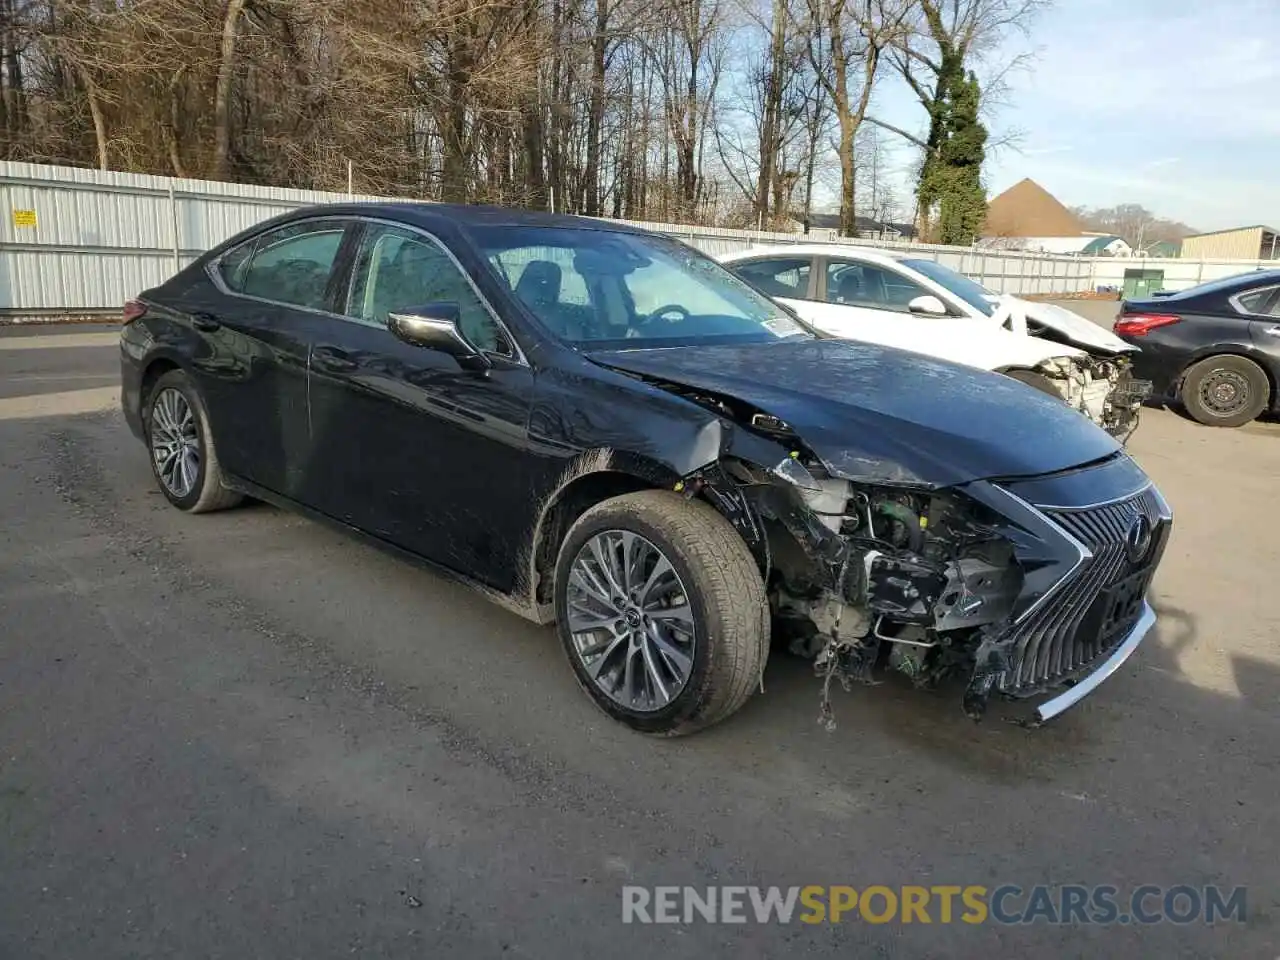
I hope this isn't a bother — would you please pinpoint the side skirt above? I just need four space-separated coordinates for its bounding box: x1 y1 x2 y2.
223 475 555 626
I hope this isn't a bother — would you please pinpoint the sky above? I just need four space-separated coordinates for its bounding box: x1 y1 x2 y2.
869 0 1280 232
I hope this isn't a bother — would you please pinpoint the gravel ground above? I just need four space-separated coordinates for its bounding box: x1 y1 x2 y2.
1 322 1277 959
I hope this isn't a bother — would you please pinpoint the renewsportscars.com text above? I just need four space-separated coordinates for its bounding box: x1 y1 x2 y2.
621 884 1246 926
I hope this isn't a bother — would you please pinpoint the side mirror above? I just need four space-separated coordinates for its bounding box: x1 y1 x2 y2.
387 302 491 369
907 294 949 317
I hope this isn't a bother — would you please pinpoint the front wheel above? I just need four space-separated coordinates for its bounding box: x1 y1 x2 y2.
1180 355 1270 427
553 490 769 736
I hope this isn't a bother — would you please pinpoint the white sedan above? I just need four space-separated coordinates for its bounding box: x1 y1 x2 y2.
718 244 1147 439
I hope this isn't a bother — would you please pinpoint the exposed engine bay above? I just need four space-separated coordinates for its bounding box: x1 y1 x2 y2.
683 452 1026 729
1033 354 1148 442
994 296 1151 442
593 345 1168 730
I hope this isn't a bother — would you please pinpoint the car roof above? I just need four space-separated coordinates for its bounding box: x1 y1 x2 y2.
719 243 911 265
1165 268 1280 300
272 201 653 236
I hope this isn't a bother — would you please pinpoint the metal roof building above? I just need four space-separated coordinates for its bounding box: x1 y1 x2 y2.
1180 225 1279 261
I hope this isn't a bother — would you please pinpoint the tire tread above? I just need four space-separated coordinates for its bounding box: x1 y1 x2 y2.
1180 354 1269 428
147 370 243 513
560 489 768 736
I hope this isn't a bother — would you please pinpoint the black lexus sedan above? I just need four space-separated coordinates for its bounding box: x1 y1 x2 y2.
1115 268 1280 427
120 203 1172 735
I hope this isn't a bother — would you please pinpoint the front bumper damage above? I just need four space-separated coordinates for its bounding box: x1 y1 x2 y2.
1032 601 1155 722
1035 355 1151 442
685 450 1173 729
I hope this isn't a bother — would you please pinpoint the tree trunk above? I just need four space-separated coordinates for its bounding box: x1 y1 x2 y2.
441 52 470 202
522 105 546 209
213 0 247 180
166 68 189 178
547 0 566 211
583 1 607 217
756 0 787 223
72 63 109 171
677 53 698 217
2 0 28 151
837 120 855 236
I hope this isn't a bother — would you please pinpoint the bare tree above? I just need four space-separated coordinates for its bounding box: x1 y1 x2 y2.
805 0 912 236
1072 203 1196 249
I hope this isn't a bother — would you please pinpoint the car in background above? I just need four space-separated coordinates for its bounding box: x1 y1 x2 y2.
719 245 1147 440
119 203 1171 735
1114 268 1280 427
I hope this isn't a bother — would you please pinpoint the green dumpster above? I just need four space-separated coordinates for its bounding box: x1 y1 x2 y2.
1122 268 1166 299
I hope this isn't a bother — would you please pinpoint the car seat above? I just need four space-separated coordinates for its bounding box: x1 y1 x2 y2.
834 270 864 305
515 260 562 311
514 260 589 339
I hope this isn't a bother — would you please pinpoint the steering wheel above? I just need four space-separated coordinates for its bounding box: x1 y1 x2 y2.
635 303 691 330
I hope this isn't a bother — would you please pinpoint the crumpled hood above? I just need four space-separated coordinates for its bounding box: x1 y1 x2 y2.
587 339 1121 487
988 295 1134 354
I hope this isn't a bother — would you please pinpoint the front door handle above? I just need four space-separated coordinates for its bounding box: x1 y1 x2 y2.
312 346 358 373
1262 325 1280 337
192 312 221 332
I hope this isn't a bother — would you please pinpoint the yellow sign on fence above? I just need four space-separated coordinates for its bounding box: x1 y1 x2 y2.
12 209 37 228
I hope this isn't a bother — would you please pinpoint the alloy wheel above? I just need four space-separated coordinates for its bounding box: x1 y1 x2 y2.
150 388 201 498
565 530 696 712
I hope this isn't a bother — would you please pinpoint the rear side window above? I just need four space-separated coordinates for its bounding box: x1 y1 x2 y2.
1234 286 1280 316
732 258 812 299
217 222 346 311
217 243 254 292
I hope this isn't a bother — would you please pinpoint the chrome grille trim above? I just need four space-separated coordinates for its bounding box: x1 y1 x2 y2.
997 484 1170 696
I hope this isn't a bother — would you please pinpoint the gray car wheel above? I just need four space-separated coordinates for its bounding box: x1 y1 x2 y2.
145 369 243 513
553 490 768 736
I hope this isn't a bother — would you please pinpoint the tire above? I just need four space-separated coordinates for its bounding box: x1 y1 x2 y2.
144 369 243 513
1004 369 1061 398
1180 355 1270 428
553 490 768 736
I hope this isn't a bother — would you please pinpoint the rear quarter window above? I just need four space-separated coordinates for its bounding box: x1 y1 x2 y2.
1234 286 1280 316
216 242 254 292
212 221 347 311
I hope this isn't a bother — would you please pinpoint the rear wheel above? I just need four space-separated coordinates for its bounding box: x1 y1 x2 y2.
145 369 243 513
553 490 768 736
1180 355 1269 427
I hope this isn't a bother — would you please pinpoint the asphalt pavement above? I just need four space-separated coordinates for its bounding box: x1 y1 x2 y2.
1 322 1278 958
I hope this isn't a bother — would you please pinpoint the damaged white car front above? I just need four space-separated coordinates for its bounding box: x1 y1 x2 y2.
992 295 1150 441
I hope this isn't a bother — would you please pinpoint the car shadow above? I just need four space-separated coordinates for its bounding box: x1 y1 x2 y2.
687 589 1278 793
23 404 1279 813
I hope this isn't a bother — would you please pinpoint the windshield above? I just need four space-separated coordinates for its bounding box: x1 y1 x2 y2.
469 225 811 347
901 258 998 317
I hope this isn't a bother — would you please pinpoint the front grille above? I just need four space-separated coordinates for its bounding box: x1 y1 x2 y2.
998 485 1167 695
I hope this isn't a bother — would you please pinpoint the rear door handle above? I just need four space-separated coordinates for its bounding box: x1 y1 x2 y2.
192 312 221 332
312 346 358 373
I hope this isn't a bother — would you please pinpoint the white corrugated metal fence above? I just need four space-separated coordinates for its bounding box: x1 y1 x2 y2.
6 160 1252 319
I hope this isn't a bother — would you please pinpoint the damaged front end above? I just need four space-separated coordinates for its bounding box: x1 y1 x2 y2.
683 446 1172 729
1033 355 1152 443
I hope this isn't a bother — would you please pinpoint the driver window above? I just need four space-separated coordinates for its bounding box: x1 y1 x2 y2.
826 262 928 313
348 225 501 352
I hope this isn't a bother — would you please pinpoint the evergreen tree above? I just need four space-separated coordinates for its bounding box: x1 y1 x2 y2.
917 63 988 245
